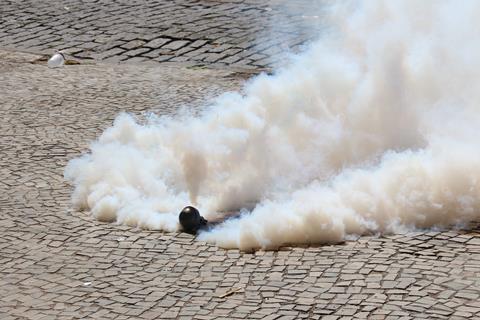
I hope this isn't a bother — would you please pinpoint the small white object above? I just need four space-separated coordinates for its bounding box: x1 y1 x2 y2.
48 52 65 68
83 282 92 286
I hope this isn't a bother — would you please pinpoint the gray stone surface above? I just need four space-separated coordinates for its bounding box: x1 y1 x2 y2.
0 0 326 71
1 50 480 319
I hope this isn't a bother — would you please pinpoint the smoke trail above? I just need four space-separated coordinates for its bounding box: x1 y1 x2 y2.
65 1 480 249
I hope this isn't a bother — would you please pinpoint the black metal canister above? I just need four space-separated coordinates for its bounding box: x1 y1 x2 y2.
179 206 208 234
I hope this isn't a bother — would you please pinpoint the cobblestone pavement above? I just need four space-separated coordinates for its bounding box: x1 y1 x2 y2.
0 0 325 71
2 50 480 320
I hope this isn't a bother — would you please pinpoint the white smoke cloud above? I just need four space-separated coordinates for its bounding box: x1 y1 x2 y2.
65 0 480 250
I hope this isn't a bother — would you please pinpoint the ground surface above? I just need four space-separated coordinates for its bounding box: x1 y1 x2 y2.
2 50 480 320
1 0 325 71
1 1 480 319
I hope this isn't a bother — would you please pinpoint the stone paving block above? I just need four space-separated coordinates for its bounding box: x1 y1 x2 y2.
144 38 171 48
162 40 190 51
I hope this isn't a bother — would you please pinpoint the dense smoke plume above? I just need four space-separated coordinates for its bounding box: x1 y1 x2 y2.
65 1 480 250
